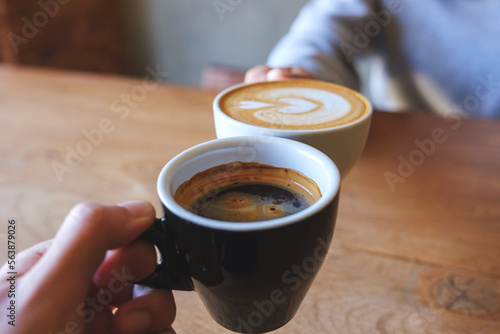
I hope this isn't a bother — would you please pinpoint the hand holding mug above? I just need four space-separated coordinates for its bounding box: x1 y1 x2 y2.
244 66 317 83
0 201 176 334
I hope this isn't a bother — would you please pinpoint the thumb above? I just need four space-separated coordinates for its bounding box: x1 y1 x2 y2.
20 201 156 307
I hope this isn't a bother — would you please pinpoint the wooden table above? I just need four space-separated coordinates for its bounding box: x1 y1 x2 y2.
1 65 499 333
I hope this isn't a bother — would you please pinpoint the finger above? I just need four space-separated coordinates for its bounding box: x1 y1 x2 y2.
0 239 52 277
20 201 156 309
244 65 272 83
82 293 114 334
267 66 316 81
287 66 317 79
95 240 157 286
266 68 289 81
113 287 176 334
93 240 158 305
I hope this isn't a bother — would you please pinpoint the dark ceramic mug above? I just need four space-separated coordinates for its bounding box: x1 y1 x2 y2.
137 136 340 333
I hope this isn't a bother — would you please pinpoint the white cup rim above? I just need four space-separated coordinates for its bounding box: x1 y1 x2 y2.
157 136 340 232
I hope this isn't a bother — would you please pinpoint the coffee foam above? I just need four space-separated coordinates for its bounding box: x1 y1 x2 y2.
218 80 369 130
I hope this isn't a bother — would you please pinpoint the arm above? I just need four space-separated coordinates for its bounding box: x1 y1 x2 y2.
248 0 376 90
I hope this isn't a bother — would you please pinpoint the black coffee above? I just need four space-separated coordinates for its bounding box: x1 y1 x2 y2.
191 182 313 222
174 161 321 223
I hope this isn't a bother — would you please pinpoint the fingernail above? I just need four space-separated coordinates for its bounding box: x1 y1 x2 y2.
119 310 152 334
267 68 287 81
118 200 154 219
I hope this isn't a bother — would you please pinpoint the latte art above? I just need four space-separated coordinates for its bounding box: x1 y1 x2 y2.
218 80 369 130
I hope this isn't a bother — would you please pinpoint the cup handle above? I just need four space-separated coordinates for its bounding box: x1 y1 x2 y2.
134 218 194 291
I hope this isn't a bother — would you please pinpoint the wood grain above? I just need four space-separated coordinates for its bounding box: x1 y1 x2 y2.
339 113 500 277
0 65 498 333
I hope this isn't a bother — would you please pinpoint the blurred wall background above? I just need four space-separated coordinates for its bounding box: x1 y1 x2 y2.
118 0 308 87
0 0 308 88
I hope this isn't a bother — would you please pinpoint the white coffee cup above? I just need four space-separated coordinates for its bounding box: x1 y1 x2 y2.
213 80 372 178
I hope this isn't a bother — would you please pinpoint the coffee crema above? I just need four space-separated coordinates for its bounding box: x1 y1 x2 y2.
218 80 369 130
174 161 321 222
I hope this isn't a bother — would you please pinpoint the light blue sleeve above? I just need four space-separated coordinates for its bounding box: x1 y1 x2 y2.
267 0 377 91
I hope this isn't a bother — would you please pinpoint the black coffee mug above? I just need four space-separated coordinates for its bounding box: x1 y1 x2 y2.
137 136 340 333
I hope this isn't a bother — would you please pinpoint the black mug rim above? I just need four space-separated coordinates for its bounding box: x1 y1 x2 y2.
156 136 340 232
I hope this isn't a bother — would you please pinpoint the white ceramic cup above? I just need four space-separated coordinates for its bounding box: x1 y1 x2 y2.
213 80 372 179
